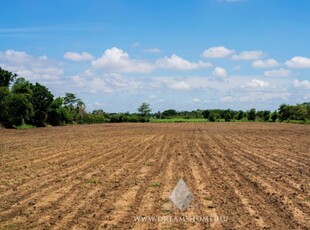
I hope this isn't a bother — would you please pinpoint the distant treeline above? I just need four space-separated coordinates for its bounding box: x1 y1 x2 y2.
0 67 309 128
152 104 310 123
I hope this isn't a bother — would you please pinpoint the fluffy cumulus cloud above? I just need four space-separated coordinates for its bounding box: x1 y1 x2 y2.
231 50 264 60
156 54 212 71
202 46 235 58
64 52 94 61
70 73 144 94
226 78 292 103
285 56 310 69
264 68 292 77
91 47 212 72
252 59 279 68
92 47 154 73
292 79 310 89
3 46 309 110
212 67 228 78
240 79 269 89
0 49 63 83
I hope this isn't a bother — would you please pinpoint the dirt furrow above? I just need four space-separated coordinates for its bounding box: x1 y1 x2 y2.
208 133 309 229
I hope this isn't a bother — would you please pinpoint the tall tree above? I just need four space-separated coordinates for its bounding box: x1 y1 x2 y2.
0 68 16 122
48 97 72 125
0 87 10 121
248 108 256 121
63 93 79 109
4 78 34 126
0 67 17 88
137 102 151 117
31 83 54 126
5 94 34 126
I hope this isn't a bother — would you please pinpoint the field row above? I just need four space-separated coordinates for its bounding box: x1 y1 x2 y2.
0 123 309 229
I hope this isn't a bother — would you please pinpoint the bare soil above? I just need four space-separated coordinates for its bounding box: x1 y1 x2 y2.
0 123 309 229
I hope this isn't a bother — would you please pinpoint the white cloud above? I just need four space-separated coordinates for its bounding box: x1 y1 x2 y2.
143 48 162 53
0 50 30 63
241 79 269 89
71 75 87 88
92 47 153 73
252 59 279 68
264 68 292 77
0 49 63 83
232 50 264 60
168 81 190 90
285 56 310 69
221 96 235 102
91 48 211 73
212 67 228 78
64 52 94 61
71 73 144 94
156 54 212 71
193 98 200 102
292 79 310 89
202 46 235 58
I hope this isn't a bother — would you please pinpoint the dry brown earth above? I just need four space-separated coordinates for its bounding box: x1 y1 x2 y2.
0 123 309 229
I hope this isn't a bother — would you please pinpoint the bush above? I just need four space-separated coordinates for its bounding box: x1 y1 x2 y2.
83 114 107 124
109 114 149 123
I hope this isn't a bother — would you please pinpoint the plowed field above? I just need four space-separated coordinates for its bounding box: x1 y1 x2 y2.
0 123 309 229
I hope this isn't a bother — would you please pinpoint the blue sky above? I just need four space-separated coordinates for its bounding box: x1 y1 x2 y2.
1 0 310 112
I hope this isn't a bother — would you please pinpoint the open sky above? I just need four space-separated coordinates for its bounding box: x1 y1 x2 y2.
1 0 310 112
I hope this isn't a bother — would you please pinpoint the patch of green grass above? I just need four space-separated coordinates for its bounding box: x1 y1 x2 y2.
150 118 209 123
86 178 100 184
282 120 310 124
149 181 160 187
16 124 36 129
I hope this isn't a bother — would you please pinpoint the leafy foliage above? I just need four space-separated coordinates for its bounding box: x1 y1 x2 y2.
137 102 151 117
247 108 256 121
0 67 17 87
31 83 54 126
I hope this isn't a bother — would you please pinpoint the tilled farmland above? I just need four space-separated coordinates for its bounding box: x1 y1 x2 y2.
0 123 309 229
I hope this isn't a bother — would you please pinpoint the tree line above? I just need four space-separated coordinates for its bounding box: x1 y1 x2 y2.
0 67 107 128
153 105 310 123
0 67 309 128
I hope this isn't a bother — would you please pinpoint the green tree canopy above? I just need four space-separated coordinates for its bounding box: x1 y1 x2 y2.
0 67 17 88
162 109 177 118
31 83 54 126
248 108 256 121
137 102 151 117
5 94 34 126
